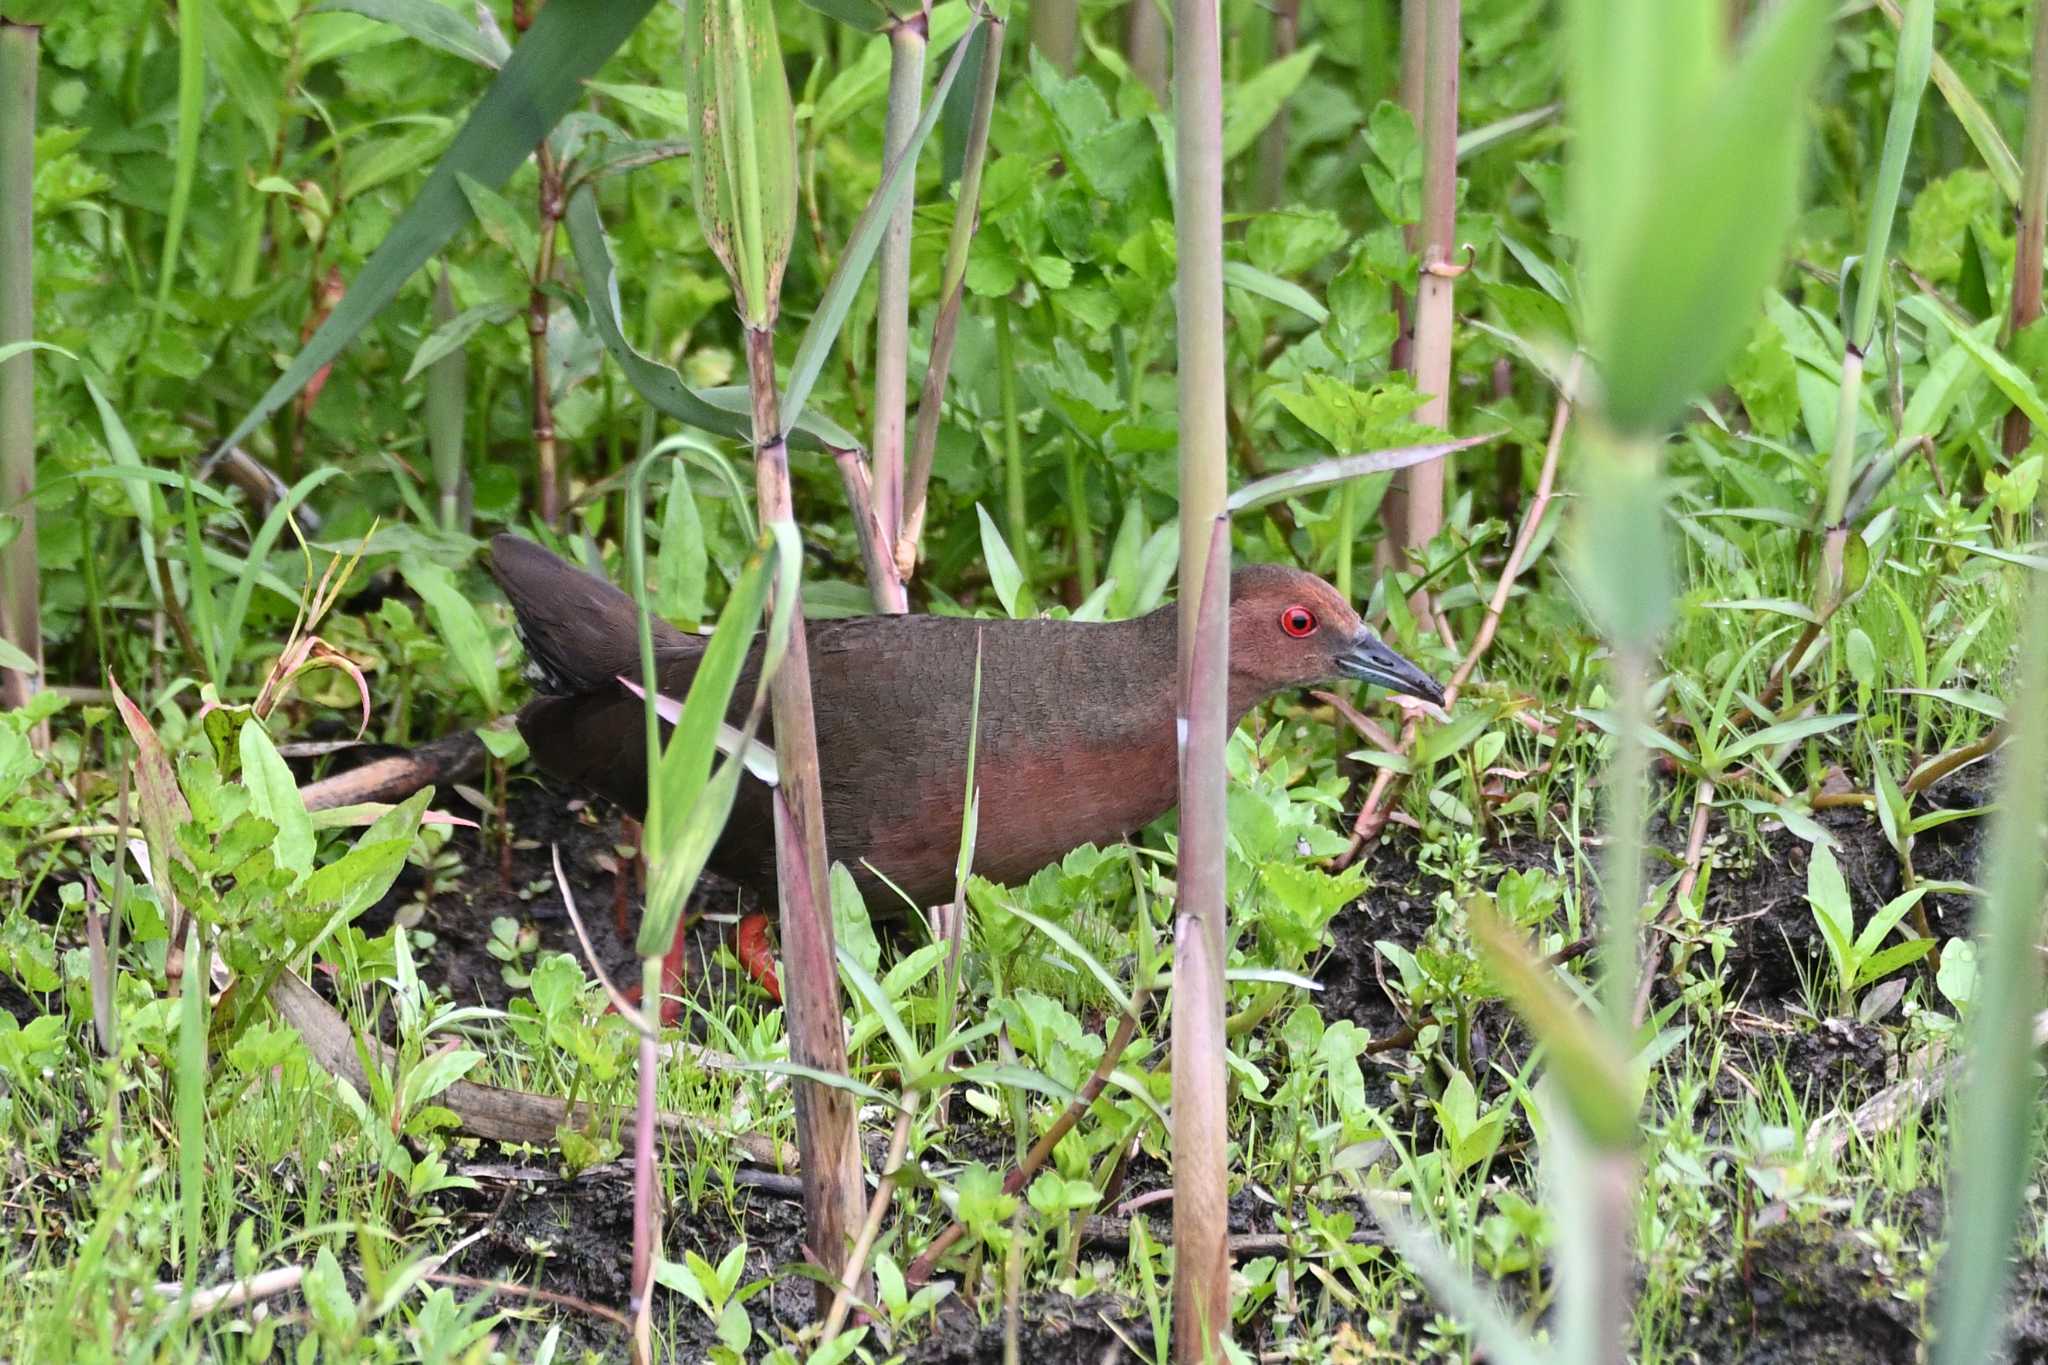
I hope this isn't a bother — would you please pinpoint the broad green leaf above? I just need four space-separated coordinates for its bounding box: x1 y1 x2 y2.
401 559 502 714
1223 262 1328 324
1222 44 1322 161
240 720 316 882
975 504 1025 617
455 172 539 271
1918 301 2048 428
313 0 509 67
1721 712 1858 764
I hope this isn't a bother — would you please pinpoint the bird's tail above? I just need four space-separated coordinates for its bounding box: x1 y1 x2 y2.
484 534 688 696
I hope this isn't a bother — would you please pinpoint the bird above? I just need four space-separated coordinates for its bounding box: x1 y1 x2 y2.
487 533 1444 996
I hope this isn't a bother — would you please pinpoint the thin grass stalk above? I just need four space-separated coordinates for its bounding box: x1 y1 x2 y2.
175 922 206 1292
1127 0 1167 102
1929 533 2048 1364
1823 0 1931 544
869 11 929 600
426 266 469 533
144 0 203 353
747 328 867 1309
1382 0 1426 395
1393 0 1460 626
529 144 566 526
629 954 662 1365
2002 0 2048 456
901 14 1006 576
1255 0 1298 208
1033 0 1078 74
0 21 38 715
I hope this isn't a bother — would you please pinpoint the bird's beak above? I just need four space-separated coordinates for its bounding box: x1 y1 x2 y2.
1337 631 1447 705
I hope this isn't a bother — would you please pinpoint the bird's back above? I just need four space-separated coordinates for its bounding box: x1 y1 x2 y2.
489 535 1184 911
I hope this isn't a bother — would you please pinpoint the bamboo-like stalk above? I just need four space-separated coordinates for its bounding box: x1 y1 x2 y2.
2002 0 2048 457
426 266 469 533
1393 0 1460 628
747 330 866 1309
869 9 929 602
686 0 864 1308
901 15 1006 578
1033 0 1078 74
1173 520 1232 1358
0 21 37 715
1171 0 1231 1338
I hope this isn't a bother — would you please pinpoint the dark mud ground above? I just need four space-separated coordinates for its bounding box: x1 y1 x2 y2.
8 752 2045 1361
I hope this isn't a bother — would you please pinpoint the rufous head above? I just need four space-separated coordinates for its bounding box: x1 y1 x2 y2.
1224 564 1445 715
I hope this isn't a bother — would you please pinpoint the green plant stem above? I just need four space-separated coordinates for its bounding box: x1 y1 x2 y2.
1822 347 1864 531
2003 0 2048 456
145 0 204 354
1032 0 1077 74
1126 0 1167 101
427 266 469 533
176 922 206 1292
869 13 928 597
992 301 1044 585
529 144 564 526
1335 481 1357 600
1256 0 1299 208
1600 644 1650 1038
0 21 38 715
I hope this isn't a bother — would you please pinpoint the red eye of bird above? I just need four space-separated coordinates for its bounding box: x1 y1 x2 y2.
1280 605 1317 638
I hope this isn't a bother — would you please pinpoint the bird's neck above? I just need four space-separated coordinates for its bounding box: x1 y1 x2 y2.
1127 602 1274 732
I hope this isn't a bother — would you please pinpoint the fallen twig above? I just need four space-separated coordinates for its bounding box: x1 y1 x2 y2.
149 1265 306 1321
297 729 488 812
267 968 791 1167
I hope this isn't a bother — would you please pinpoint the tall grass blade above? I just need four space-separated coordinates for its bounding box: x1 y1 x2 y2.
145 0 205 351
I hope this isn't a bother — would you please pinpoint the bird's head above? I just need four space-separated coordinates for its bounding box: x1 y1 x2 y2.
1224 563 1446 713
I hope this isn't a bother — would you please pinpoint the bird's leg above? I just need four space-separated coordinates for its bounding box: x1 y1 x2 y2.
658 917 689 1028
735 913 781 1003
613 816 642 939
